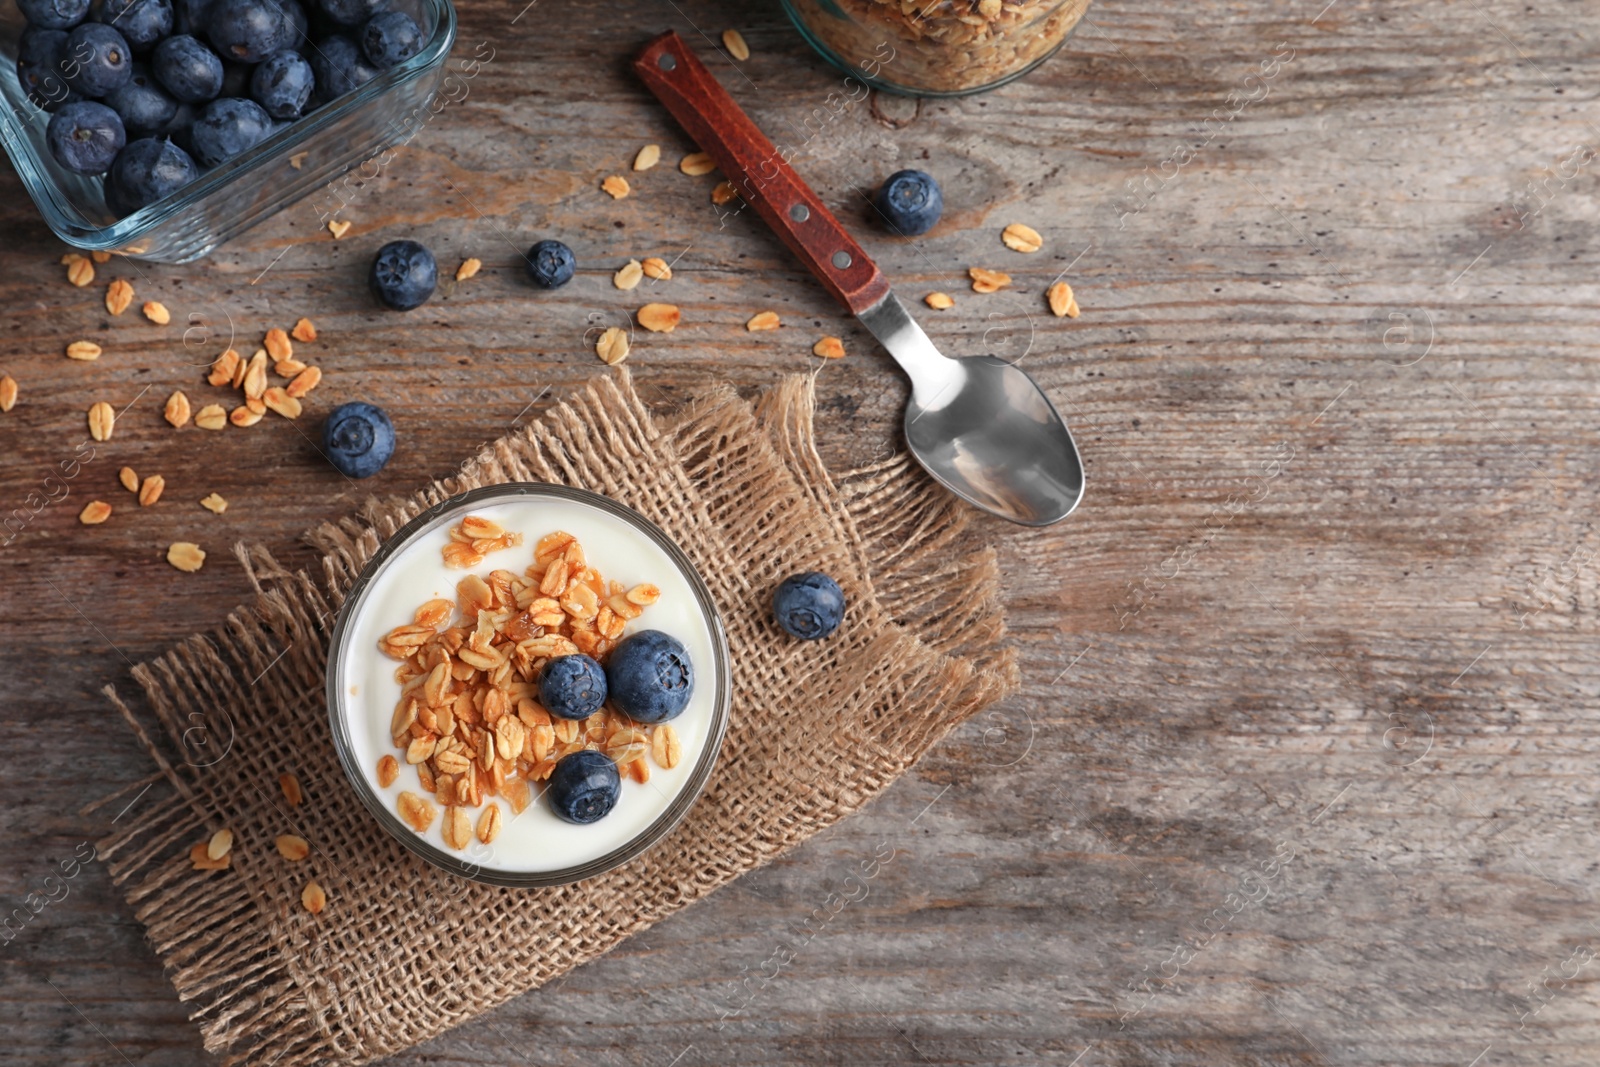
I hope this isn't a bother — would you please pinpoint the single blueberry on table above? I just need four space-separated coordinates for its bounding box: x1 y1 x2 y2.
539 654 608 721
873 168 942 237
208 0 290 61
62 22 132 97
151 34 222 102
16 0 90 31
188 95 271 166
105 65 178 135
46 99 125 173
105 135 198 215
99 0 172 52
315 0 382 28
547 750 622 825
249 48 312 118
321 401 394 478
605 629 694 724
771 571 845 640
358 9 417 68
17 27 80 112
306 33 373 99
369 239 436 310
524 238 574 289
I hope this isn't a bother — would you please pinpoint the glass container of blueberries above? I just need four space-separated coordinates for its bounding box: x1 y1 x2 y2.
0 0 456 262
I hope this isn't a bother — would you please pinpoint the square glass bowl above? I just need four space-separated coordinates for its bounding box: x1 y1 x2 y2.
0 0 455 262
325 483 732 888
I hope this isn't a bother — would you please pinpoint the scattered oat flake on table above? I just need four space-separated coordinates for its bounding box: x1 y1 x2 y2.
641 256 672 280
230 404 263 427
91 250 111 264
633 144 660 171
200 492 228 514
285 365 322 398
195 404 227 431
723 28 750 60
279 772 304 806
207 828 233 860
289 151 308 169
65 255 93 287
242 349 268 400
87 401 114 441
264 328 292 361
746 311 780 331
0 375 15 412
969 267 1012 293
138 474 165 507
638 303 681 332
118 467 138 492
290 317 317 343
1002 222 1043 253
925 292 954 310
66 340 100 361
143 301 170 324
595 326 630 366
455 257 481 281
207 349 240 387
327 220 351 239
275 835 310 862
613 259 643 290
813 336 845 360
711 181 738 206
1047 280 1080 318
679 151 715 177
167 542 206 572
601 174 630 199
164 390 191 427
301 881 327 914
263 387 302 419
78 500 112 525
189 841 230 870
105 278 134 315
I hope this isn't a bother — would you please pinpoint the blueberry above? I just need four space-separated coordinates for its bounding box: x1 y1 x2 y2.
605 630 693 724
17 27 79 112
357 10 416 68
249 48 311 117
99 0 172 51
188 95 271 166
524 238 574 290
314 0 381 28
306 32 373 98
873 168 942 237
105 136 198 214
169 0 212 35
208 0 290 61
46 99 125 173
15 0 90 31
218 57 252 95
771 571 845 640
152 34 222 102
368 238 435 310
105 65 178 135
539 654 608 721
547 750 621 825
62 22 132 97
321 401 394 478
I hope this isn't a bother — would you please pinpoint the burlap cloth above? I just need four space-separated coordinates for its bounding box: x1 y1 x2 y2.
97 370 1018 1066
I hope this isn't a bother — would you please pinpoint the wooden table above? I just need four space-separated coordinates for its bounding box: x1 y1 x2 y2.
6 0 1599 1063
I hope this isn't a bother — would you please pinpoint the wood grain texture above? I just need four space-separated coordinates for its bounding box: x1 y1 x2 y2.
4 0 1600 1064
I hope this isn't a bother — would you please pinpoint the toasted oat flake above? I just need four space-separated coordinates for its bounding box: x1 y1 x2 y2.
679 151 715 177
0 375 14 412
442 806 471 849
142 301 171 324
164 390 191 427
138 474 165 506
105 278 134 315
614 259 643 290
189 841 230 871
596 326 630 365
925 291 954 310
633 144 660 171
1002 222 1043 253
1047 280 1079 318
208 349 241 387
230 404 263 427
275 835 310 861
275 356 306 376
711 181 739 206
746 311 781 331
242 349 268 400
200 492 228 514
601 174 631 199
87 401 114 441
638 303 681 332
291 317 317 343
195 403 227 431
969 267 1012 293
301 881 327 914
641 257 672 280
207 828 233 860
119 466 138 492
456 257 482 281
264 328 292 361
285 366 322 398
377 754 399 787
289 151 307 169
653 724 682 768
91 250 111 264
812 336 845 360
263 387 302 419
79 500 112 524
723 28 750 60
167 541 206 572
279 772 304 806
626 583 660 606
66 340 101 361
477 804 502 844
327 220 351 239
66 256 94 287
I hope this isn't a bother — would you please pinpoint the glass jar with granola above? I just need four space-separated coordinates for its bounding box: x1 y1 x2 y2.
782 0 1092 97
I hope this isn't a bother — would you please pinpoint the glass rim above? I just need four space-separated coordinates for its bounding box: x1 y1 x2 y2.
324 482 734 889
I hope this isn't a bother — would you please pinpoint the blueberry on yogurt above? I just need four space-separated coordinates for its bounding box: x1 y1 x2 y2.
605 629 693 724
46 100 125 173
548 750 621 825
771 571 845 640
540 654 608 721
873 168 942 237
369 239 436 310
322 401 394 478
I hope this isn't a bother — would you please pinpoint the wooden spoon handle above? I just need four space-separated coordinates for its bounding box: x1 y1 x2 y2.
633 30 891 316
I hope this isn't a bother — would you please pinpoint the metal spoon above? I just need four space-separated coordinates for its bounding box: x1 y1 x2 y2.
634 32 1084 526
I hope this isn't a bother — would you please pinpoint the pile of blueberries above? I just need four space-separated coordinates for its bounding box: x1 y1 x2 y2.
14 0 424 215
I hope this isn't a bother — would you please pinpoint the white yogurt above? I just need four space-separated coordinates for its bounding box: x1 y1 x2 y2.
335 495 720 875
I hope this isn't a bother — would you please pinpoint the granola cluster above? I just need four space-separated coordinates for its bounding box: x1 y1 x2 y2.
378 518 683 851
788 0 1092 94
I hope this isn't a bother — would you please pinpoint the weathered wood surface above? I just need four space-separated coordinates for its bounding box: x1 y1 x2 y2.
5 0 1600 1063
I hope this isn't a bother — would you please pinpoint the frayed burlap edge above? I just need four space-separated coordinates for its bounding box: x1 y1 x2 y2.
97 370 1018 1067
